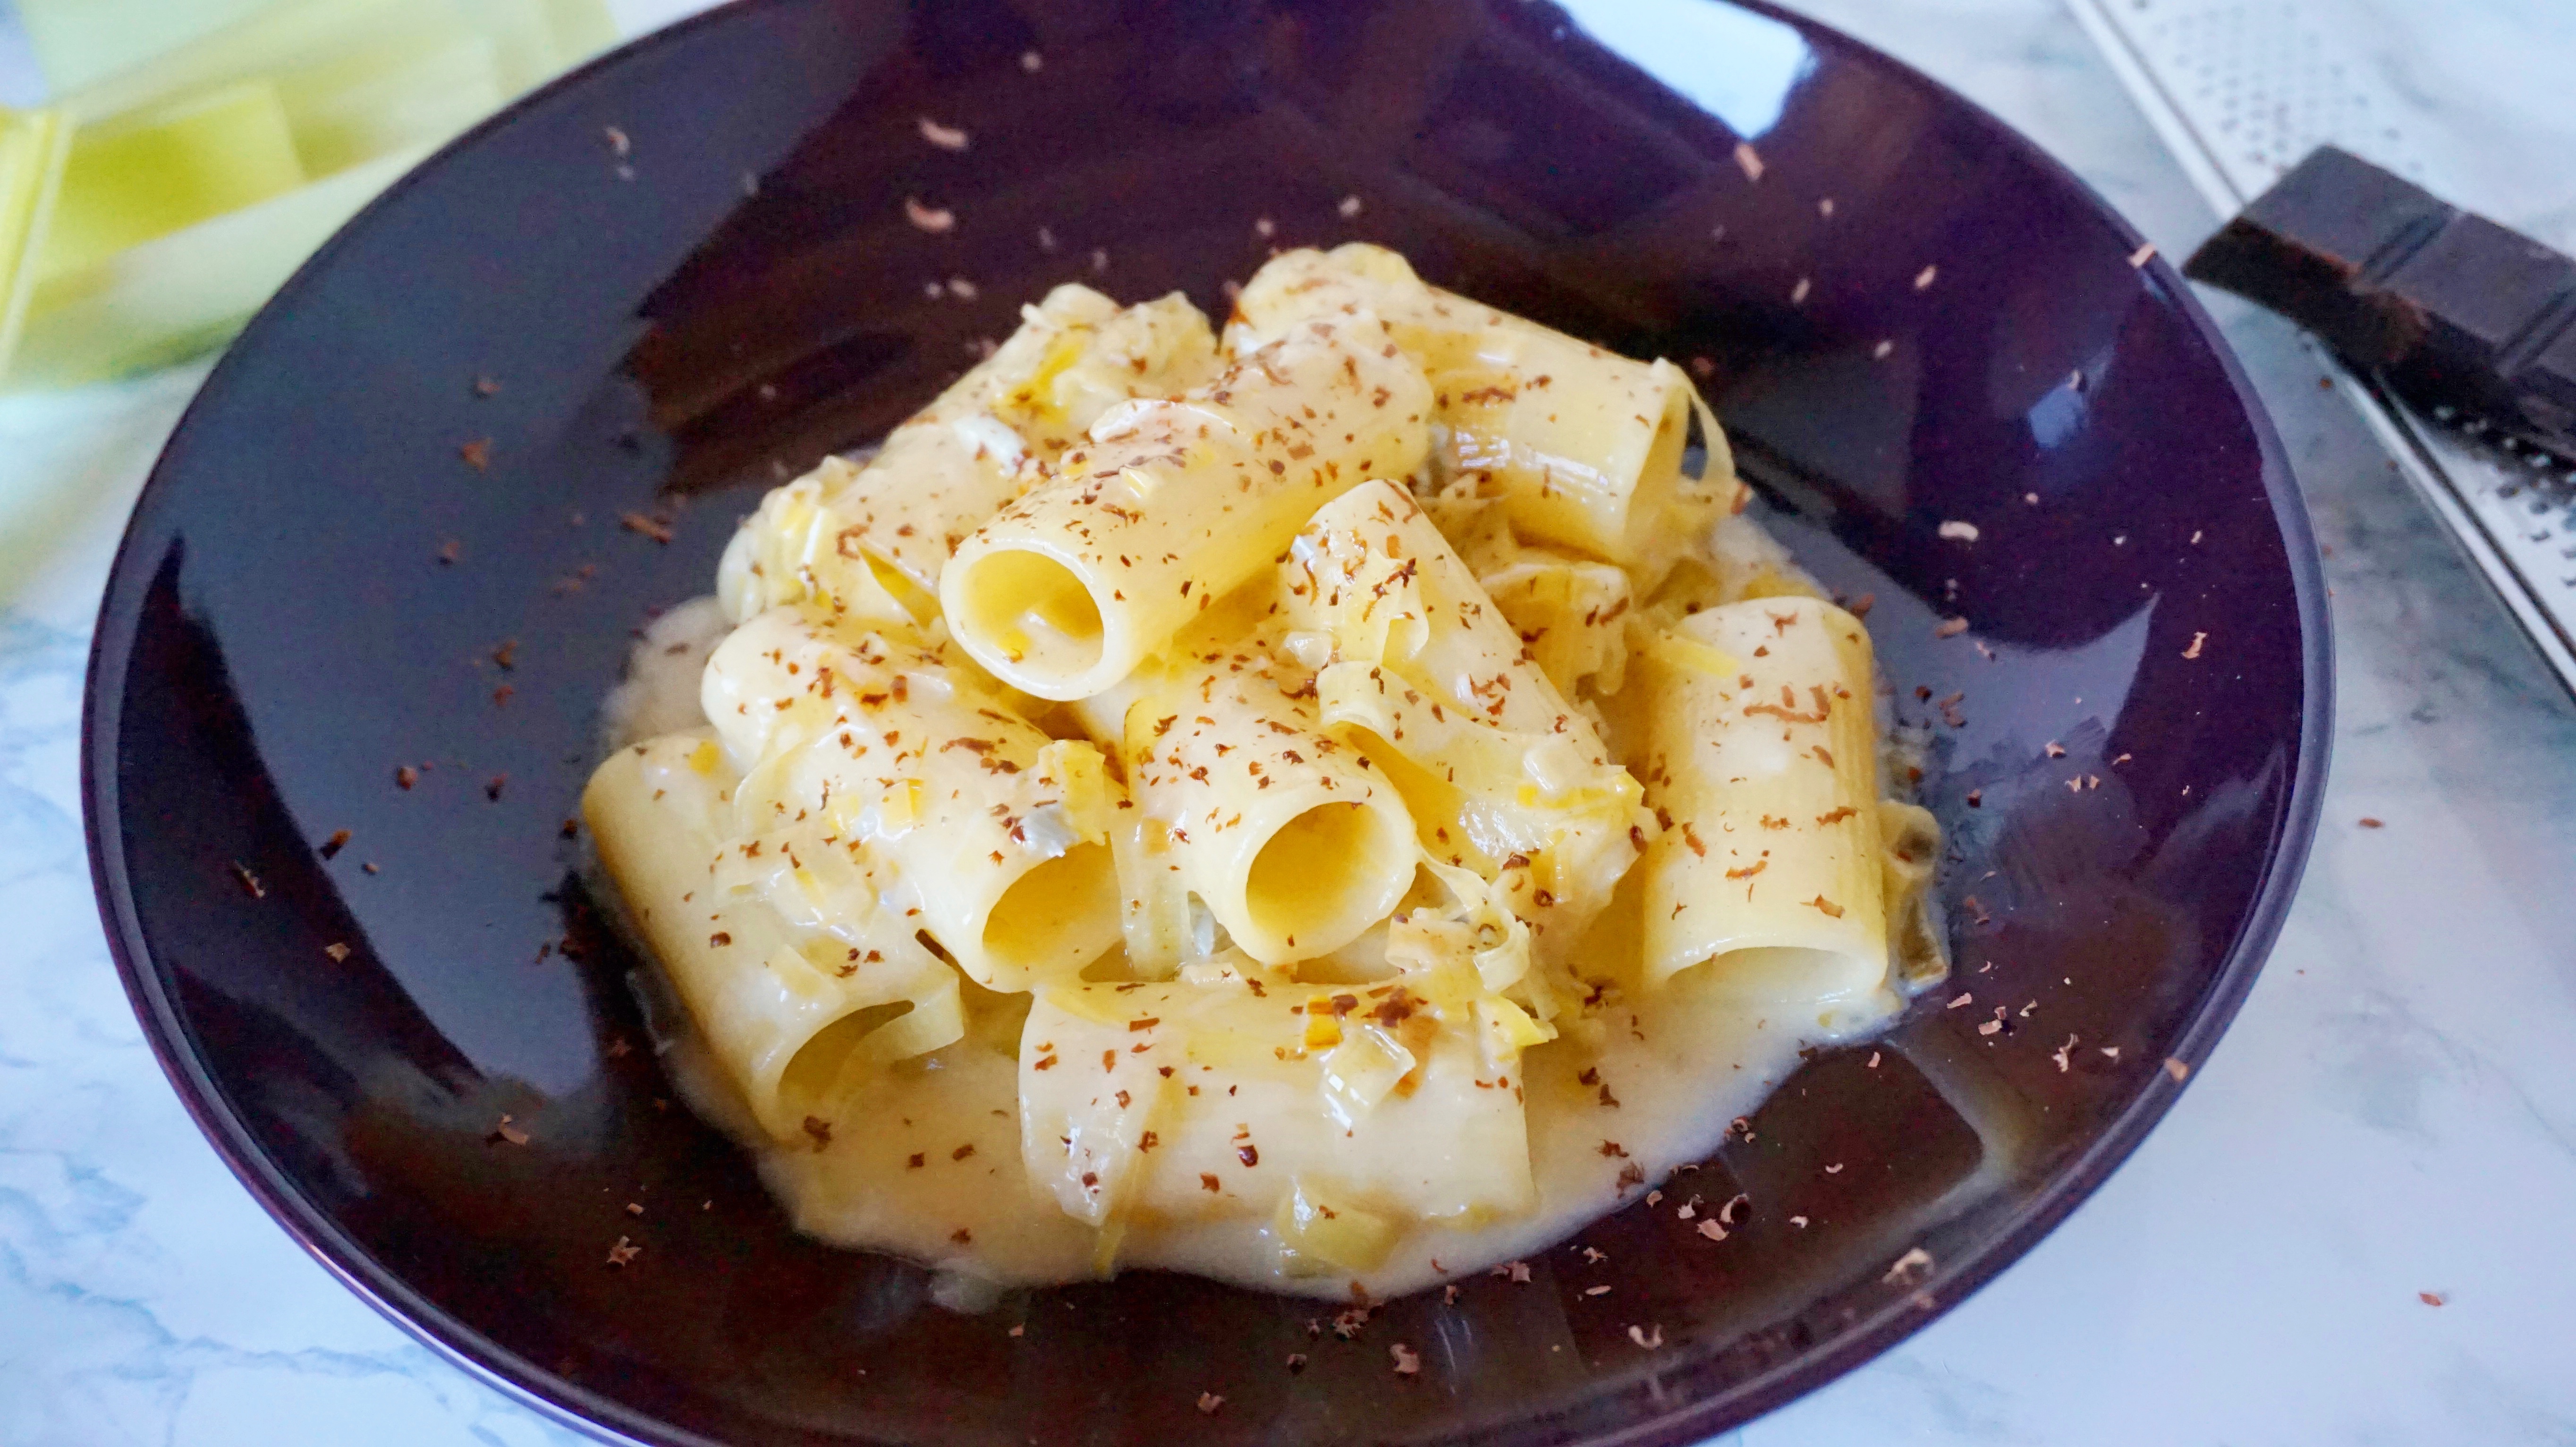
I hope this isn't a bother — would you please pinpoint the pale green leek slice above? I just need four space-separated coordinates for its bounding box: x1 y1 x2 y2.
43 0 596 109
57 0 610 130
16 0 278 95
456 0 619 94
0 108 74 383
271 24 505 176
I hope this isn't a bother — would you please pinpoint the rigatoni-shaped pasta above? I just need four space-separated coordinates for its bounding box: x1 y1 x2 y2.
1017 970 1536 1267
581 243 1949 1301
703 607 1121 992
941 313 1434 700
1632 597 1891 1012
720 285 1218 623
1283 480 1650 950
584 730 964 1142
1118 647 1417 967
1231 244 1738 581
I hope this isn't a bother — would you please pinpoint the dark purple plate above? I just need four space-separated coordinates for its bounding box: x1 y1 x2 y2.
84 0 2327 1442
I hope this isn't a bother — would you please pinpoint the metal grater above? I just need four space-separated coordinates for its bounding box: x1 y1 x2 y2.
2067 0 2576 699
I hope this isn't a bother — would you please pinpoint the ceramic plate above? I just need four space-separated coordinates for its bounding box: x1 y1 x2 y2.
85 1 2328 1441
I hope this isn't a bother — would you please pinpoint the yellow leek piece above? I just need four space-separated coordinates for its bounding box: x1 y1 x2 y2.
0 108 73 383
1274 1179 1398 1275
36 81 307 283
10 139 427 387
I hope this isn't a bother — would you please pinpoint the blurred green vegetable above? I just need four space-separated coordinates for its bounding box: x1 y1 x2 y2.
15 0 279 96
14 140 429 388
40 81 306 279
0 0 614 389
0 107 73 376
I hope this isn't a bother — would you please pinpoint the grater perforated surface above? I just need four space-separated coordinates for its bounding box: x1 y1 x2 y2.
2069 0 2576 698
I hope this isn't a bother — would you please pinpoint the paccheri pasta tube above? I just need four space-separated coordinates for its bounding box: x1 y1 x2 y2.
1230 244 1739 584
703 607 1121 992
1631 596 1892 1013
584 732 964 1142
940 312 1434 700
1017 966 1538 1267
1116 642 1418 968
721 285 1218 624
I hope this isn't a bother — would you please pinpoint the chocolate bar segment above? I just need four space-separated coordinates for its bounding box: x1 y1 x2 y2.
2382 212 2576 420
2184 146 2449 366
2516 315 2576 440
2184 145 2576 454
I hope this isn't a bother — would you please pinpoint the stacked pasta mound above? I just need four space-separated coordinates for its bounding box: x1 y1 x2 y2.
585 246 1940 1294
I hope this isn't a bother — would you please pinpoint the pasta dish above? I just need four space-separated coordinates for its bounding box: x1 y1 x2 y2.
583 245 1944 1302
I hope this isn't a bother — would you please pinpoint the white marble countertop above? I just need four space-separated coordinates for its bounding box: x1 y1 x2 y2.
5 1 2574 1443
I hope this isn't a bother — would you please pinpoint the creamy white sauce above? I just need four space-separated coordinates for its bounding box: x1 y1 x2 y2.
600 596 733 750
631 880 1855 1303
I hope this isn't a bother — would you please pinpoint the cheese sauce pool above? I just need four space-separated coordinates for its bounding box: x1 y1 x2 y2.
598 600 1894 1305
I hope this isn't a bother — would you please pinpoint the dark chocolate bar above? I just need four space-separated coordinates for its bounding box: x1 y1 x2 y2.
2183 145 2576 454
